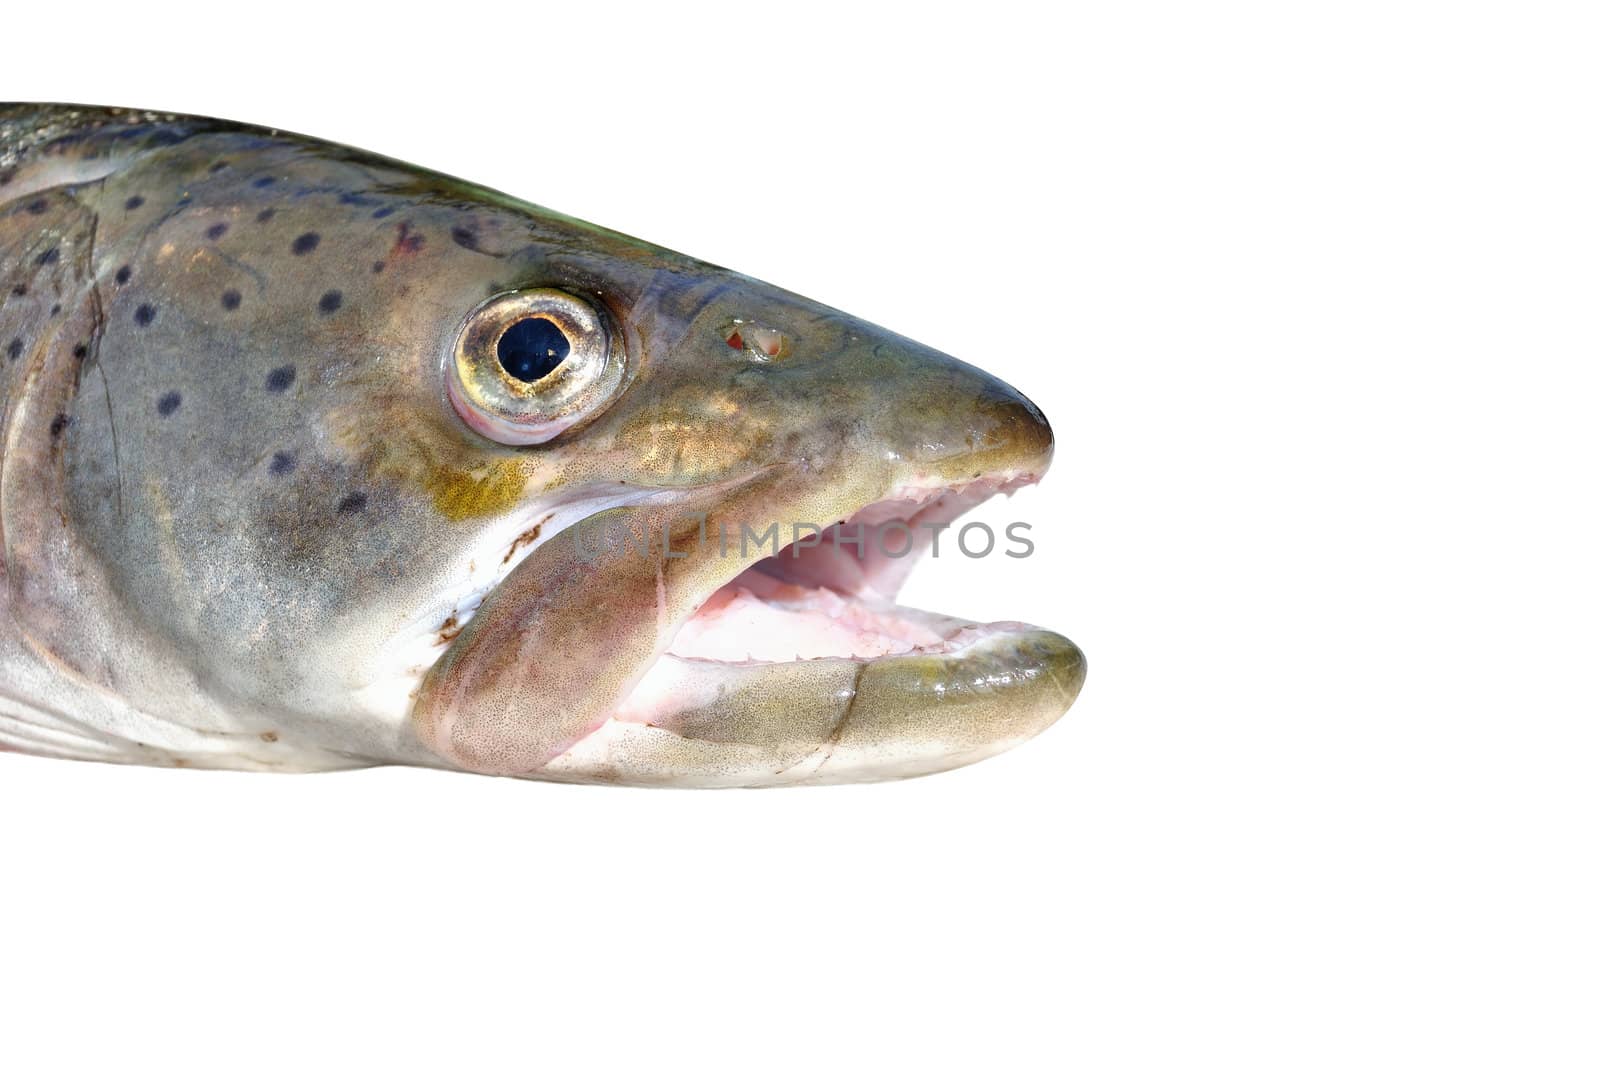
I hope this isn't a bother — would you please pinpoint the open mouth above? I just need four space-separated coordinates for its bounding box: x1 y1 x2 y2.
533 471 1086 787
664 475 1038 667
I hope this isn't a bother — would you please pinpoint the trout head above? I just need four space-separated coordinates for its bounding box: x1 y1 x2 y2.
31 117 1082 784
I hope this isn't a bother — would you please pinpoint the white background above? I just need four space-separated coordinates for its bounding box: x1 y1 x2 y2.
3 2 1595 1067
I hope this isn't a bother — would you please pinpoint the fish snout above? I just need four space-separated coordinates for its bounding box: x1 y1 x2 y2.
856 338 1055 488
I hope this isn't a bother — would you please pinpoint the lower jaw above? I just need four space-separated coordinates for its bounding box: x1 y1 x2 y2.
534 615 1085 788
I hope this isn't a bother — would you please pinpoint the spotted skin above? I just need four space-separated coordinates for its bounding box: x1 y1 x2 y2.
0 103 1083 784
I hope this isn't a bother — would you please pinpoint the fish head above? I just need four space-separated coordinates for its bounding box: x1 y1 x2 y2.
54 128 1083 784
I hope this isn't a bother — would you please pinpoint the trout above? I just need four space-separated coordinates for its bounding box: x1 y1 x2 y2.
0 104 1084 786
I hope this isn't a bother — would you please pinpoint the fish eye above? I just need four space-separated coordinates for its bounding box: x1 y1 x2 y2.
448 288 624 444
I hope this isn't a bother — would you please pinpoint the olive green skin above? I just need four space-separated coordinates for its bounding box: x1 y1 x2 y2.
0 105 1082 784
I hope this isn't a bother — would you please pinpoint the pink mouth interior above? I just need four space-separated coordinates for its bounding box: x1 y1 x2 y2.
666 475 1035 665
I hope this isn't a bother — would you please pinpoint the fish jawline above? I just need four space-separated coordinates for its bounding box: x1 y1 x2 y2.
543 473 1084 785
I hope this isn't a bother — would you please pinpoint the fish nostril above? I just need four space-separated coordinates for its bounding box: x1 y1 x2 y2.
722 320 791 361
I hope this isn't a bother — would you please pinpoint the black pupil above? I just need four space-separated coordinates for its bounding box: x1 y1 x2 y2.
497 317 571 382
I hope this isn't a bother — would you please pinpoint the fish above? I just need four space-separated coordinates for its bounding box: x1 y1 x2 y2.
0 103 1085 787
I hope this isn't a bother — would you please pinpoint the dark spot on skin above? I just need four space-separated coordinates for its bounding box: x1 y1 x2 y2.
37 247 59 266
502 517 550 564
338 192 376 206
221 289 242 311
6 337 22 361
156 391 182 416
124 195 145 210
318 290 342 315
450 226 479 251
371 260 385 273
291 232 320 255
435 615 462 644
205 222 228 240
269 451 298 476
372 206 395 219
0 167 14 187
49 413 69 439
26 198 49 214
252 176 277 188
265 365 296 392
392 222 423 255
337 492 368 515
209 161 229 173
260 731 278 743
72 343 88 360
9 285 24 297
134 303 157 327
50 303 61 317
146 129 184 148
114 265 132 286
256 208 276 223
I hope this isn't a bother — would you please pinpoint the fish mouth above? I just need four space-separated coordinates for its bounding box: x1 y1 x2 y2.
536 469 1087 787
664 474 1045 666
410 363 1085 787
